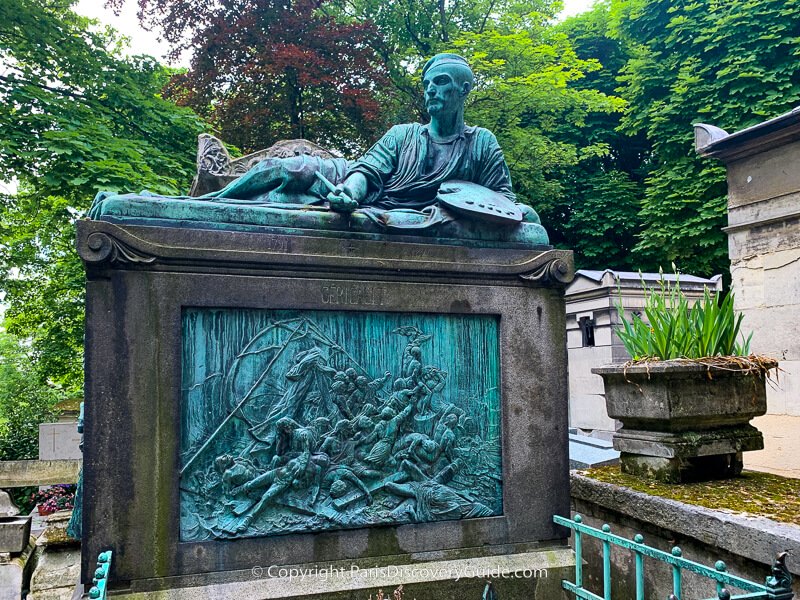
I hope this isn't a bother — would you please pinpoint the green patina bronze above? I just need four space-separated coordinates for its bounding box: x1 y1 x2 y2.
88 54 548 247
179 309 503 540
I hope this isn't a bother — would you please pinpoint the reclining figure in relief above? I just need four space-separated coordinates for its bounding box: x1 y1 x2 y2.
89 53 548 247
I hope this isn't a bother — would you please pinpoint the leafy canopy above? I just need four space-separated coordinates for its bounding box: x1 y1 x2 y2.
454 22 625 224
0 328 61 461
113 0 394 155
609 0 800 276
0 0 206 392
553 2 650 270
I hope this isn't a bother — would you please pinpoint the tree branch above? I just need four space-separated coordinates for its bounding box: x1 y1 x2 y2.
479 0 498 34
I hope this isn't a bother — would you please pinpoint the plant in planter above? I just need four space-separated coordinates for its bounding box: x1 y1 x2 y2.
31 484 76 516
592 272 776 483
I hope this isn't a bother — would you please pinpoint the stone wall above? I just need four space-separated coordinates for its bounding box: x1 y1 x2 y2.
569 472 800 599
728 174 800 477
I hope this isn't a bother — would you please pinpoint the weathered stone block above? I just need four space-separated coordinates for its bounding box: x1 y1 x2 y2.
725 142 800 208
740 306 800 359
104 549 574 599
619 452 746 483
0 517 31 554
571 472 800 597
568 394 615 432
568 348 611 397
77 221 574 591
0 492 19 518
38 423 82 461
0 460 80 488
594 363 770 431
0 539 35 600
28 546 80 600
762 361 800 416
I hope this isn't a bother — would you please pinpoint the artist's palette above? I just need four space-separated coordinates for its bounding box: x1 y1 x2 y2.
436 180 524 224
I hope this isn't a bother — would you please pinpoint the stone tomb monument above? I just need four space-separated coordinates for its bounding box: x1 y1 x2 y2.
77 54 574 598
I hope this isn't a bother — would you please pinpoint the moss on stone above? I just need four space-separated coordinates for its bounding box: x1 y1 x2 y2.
582 466 800 526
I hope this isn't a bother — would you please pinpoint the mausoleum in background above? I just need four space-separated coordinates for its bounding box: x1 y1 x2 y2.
696 107 800 479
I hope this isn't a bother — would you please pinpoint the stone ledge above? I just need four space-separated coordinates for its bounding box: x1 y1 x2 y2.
111 548 574 600
0 538 35 600
0 460 81 488
75 220 574 286
570 471 800 573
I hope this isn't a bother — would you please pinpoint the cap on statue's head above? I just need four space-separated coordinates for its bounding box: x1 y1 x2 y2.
422 53 474 88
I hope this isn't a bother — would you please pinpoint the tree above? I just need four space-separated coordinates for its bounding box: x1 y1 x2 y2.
0 0 206 393
454 18 625 248
0 328 61 461
115 0 393 155
336 0 564 121
555 1 650 270
610 0 800 276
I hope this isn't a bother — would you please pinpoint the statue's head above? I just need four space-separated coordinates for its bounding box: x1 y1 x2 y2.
330 479 348 499
276 417 297 433
215 454 234 472
422 53 474 118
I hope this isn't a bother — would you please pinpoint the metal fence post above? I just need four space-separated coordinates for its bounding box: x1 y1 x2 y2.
765 553 794 600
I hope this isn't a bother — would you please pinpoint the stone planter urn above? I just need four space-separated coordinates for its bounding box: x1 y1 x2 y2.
592 360 776 483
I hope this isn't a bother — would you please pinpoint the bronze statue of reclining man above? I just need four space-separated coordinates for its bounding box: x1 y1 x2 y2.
89 54 547 244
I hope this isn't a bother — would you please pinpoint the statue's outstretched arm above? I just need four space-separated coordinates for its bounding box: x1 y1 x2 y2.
326 172 368 212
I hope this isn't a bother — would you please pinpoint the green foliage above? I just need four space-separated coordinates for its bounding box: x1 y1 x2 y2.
615 273 751 361
0 0 206 392
555 2 651 270
338 0 564 121
0 329 62 461
561 170 643 268
456 25 625 221
609 0 800 276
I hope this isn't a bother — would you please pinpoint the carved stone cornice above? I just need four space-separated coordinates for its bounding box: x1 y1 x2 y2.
519 252 574 286
76 220 574 286
78 229 156 266
695 106 800 163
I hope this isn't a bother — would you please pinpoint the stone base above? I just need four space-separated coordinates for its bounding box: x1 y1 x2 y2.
77 221 573 585
0 539 35 600
27 511 81 600
105 549 574 600
620 452 744 483
613 426 763 482
613 426 764 457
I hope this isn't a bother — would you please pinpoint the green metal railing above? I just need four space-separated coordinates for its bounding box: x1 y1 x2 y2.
555 514 794 600
88 551 112 599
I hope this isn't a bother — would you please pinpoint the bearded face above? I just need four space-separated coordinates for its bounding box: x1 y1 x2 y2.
423 66 470 118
